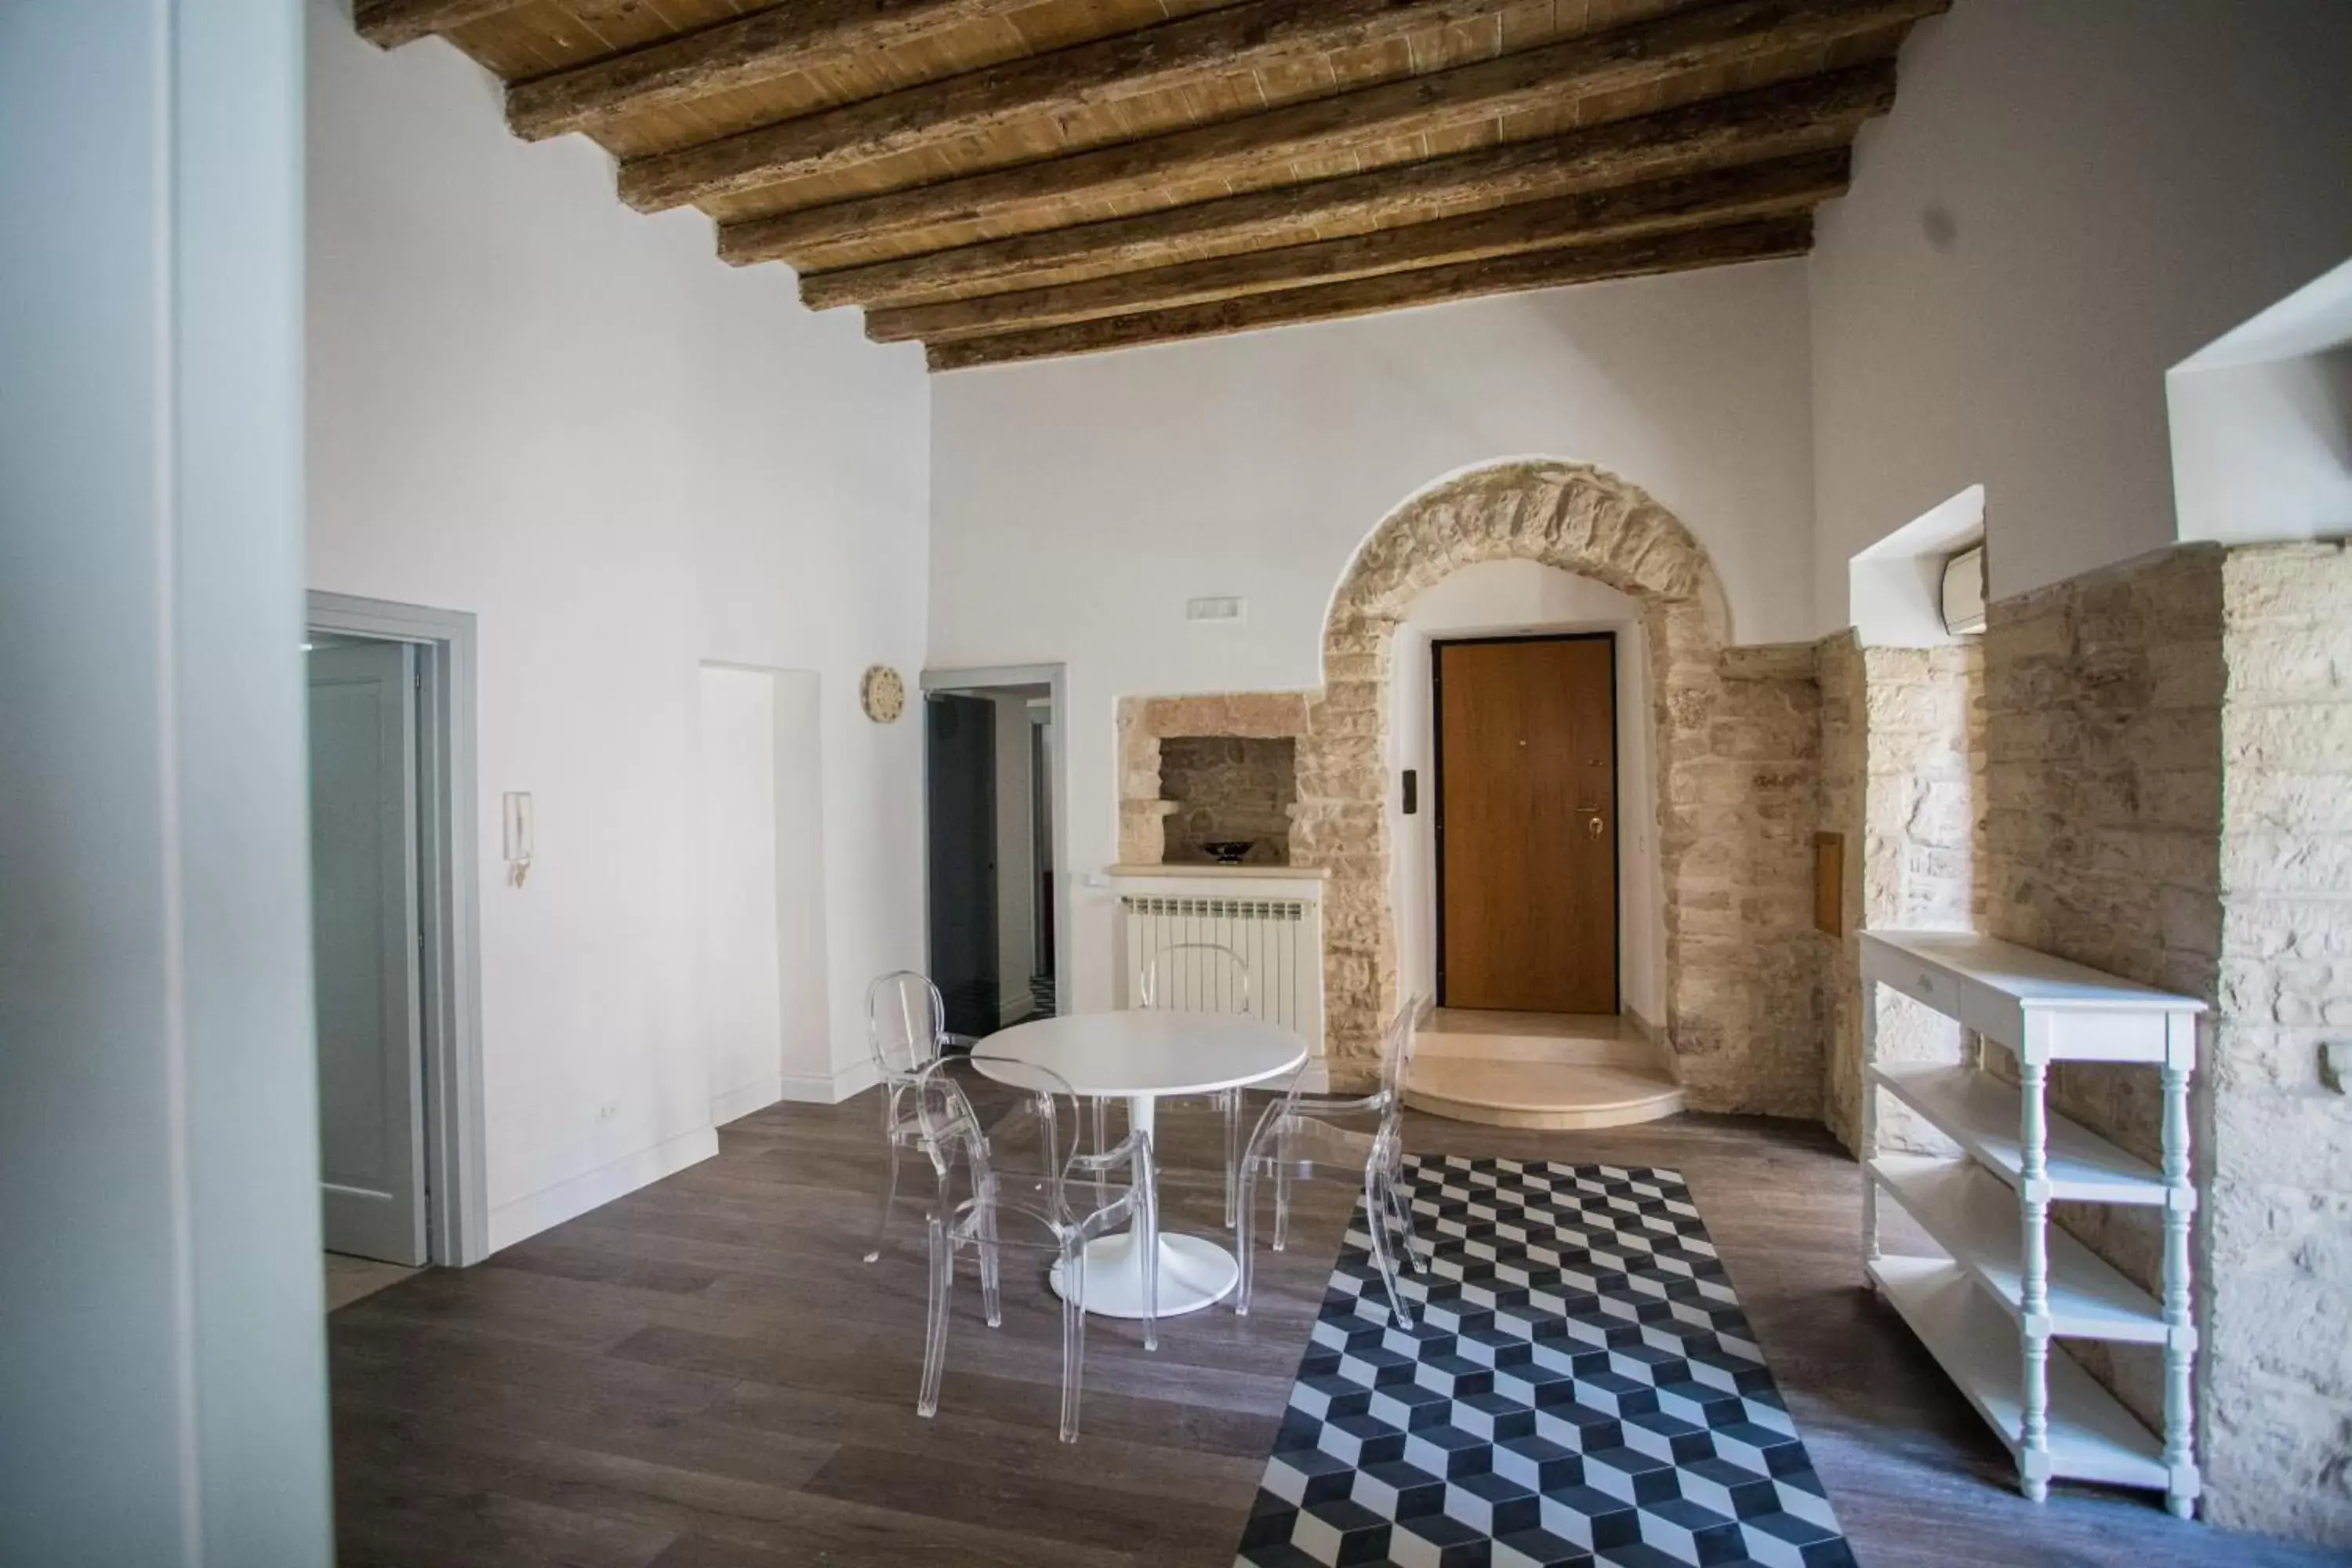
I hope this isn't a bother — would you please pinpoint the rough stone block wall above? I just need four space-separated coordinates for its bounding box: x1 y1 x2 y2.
1672 643 1825 1117
1983 541 2352 1544
1983 545 2225 1460
1157 735 1297 865
1820 633 1984 1155
2208 541 2352 1543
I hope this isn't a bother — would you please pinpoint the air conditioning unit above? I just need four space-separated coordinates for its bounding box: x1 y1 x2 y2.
1941 544 1987 636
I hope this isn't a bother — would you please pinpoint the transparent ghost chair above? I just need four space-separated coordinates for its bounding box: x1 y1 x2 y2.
1131 941 1254 1227
1233 996 1428 1327
862 970 949 1263
909 1050 1159 1443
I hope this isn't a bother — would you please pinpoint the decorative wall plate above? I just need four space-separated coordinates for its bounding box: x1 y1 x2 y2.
860 664 906 724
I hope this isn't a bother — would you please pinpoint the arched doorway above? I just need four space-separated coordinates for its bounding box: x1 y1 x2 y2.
1294 459 1824 1118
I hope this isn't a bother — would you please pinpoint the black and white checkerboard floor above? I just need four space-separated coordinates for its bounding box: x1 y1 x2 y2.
1236 1156 1855 1568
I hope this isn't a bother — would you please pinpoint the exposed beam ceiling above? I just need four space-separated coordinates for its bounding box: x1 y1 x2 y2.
924 216 1817 370
598 0 1509 201
354 0 529 50
681 0 1938 245
788 64 1896 309
869 151 1849 343
506 0 1044 143
356 0 1944 369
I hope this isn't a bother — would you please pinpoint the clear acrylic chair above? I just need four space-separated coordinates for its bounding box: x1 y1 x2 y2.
909 1051 1159 1443
1131 941 1254 1228
862 970 949 1263
1233 995 1428 1327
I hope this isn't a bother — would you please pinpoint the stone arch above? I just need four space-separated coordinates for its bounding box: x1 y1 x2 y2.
1294 459 1822 1118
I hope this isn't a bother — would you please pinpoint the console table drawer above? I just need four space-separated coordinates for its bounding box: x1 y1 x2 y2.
1873 953 1968 1017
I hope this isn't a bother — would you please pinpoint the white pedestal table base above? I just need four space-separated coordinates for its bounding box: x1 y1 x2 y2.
1046 1089 1239 1319
1047 1229 1238 1319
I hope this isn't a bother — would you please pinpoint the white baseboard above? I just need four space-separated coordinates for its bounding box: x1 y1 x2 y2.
710 1073 782 1127
778 1056 879 1105
486 1124 718 1254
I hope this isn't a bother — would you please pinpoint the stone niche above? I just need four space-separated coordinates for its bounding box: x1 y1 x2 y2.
1117 691 1313 866
1159 735 1297 865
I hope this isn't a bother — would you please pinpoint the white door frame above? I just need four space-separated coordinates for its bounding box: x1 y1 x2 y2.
307 590 490 1266
920 662 1073 1016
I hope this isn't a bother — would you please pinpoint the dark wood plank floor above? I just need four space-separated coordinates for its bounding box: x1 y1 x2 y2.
330 1098 2332 1567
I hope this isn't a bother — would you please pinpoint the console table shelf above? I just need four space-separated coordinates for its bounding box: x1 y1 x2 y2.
1860 929 2202 1519
1867 1255 2170 1493
1871 1064 2167 1206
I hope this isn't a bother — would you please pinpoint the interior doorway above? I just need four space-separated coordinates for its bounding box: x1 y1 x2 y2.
922 665 1069 1040
307 636 426 1272
1433 633 1620 1014
306 592 487 1296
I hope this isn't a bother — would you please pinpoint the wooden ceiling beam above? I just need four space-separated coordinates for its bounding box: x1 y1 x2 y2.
711 0 1944 254
869 150 1847 343
610 0 1511 209
355 0 529 49
926 216 1815 370
506 0 1042 143
787 63 1895 310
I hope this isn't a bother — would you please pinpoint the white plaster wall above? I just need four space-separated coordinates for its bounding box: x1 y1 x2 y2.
696 668 785 1119
768 673 836 1103
2 5 331 1558
307 9 930 1250
1385 562 1665 1028
695 666 833 1120
1809 0 2352 624
931 260 1816 1014
2169 347 2352 545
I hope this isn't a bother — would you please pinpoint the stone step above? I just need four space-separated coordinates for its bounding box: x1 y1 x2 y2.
1404 1009 1682 1130
1403 1058 1686 1131
1412 1008 1658 1068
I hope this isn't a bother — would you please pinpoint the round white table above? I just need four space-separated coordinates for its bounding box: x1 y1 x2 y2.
975 1011 1307 1320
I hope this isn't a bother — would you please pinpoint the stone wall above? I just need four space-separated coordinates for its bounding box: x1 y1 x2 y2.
1982 540 2352 1544
1820 634 1984 1154
1983 545 2223 1450
1157 736 1297 865
2208 541 2352 1543
1675 643 1825 1116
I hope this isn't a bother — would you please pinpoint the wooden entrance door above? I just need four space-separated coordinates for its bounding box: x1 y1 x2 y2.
1435 634 1618 1013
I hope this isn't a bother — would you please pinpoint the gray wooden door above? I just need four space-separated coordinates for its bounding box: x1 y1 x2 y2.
307 641 426 1265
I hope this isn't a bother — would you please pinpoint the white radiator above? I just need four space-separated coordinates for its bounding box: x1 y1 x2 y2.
1115 889 1324 1058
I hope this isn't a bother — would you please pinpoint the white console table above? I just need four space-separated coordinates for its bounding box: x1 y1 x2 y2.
1859 930 2201 1519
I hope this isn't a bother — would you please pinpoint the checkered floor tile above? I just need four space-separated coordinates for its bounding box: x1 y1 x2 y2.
1236 1156 1855 1568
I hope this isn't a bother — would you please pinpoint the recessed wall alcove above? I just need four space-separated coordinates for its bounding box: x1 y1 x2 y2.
1158 735 1297 866
1116 691 1315 866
